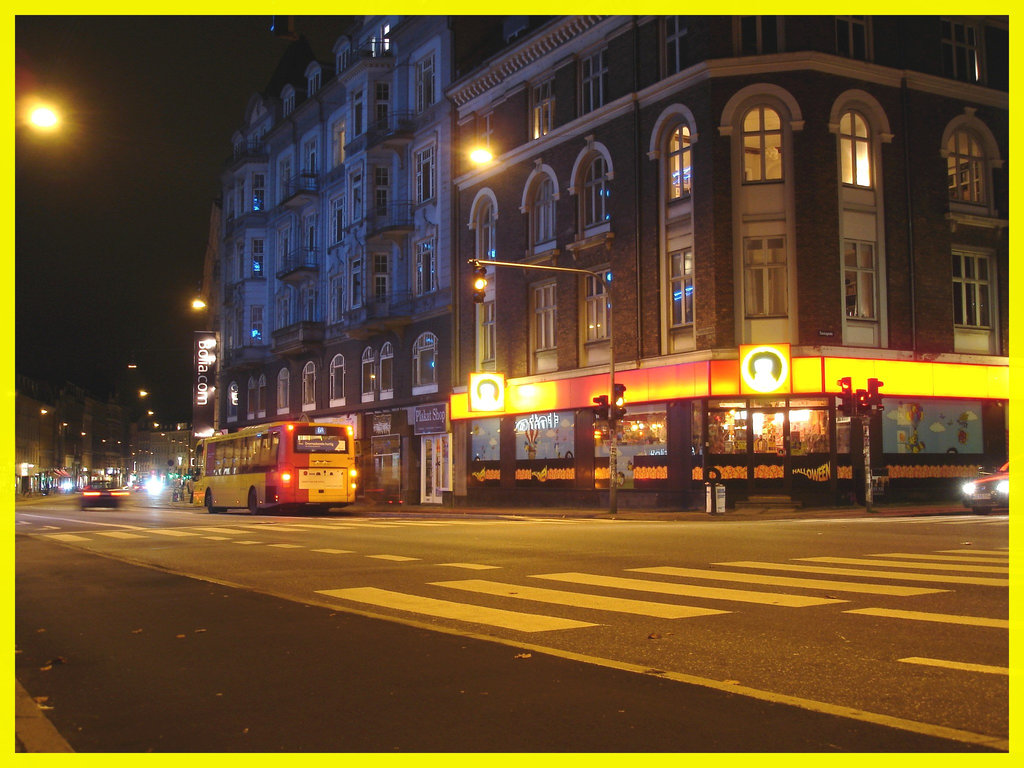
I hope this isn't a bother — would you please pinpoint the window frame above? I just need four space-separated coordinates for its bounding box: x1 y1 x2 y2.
583 271 610 344
668 248 694 329
276 368 290 414
951 249 993 329
301 361 317 411
414 144 436 204
582 155 610 230
412 332 439 391
946 128 987 205
329 354 346 406
415 238 437 296
839 110 872 188
531 79 554 140
379 341 394 398
580 48 608 115
743 236 788 317
667 123 693 200
741 105 784 183
843 240 877 321
361 347 376 402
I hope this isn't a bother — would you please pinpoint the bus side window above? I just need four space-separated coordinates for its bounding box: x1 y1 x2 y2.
207 443 218 475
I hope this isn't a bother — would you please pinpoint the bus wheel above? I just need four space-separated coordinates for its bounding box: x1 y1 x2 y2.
205 490 222 514
248 488 259 515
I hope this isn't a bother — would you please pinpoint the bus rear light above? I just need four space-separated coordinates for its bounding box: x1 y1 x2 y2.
349 468 358 478
281 472 292 484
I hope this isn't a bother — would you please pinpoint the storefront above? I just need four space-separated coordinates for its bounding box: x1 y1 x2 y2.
451 347 1008 509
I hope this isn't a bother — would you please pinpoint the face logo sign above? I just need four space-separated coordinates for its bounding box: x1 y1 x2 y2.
739 344 791 394
469 372 505 412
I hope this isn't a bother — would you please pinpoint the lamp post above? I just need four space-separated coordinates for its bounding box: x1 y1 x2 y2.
468 257 621 514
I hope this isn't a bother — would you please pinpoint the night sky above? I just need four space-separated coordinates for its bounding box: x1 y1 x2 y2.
15 15 352 423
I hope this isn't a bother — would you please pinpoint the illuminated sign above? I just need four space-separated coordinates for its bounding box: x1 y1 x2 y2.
469 372 505 412
739 344 791 395
193 332 218 438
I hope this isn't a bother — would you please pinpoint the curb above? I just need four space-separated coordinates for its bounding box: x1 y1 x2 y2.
15 680 74 753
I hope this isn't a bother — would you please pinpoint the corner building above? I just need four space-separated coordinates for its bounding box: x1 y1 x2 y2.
448 16 1008 509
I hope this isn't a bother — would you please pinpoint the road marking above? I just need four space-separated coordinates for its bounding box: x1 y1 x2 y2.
898 657 1009 675
149 529 201 537
237 524 311 532
283 524 355 530
437 563 501 570
191 527 253 534
316 587 597 632
43 533 89 542
367 554 421 562
630 566 946 596
268 543 304 549
95 531 146 539
232 540 263 545
203 536 230 541
936 549 1008 556
798 557 1007 574
866 552 1008 564
845 607 1008 629
311 548 355 554
432 579 730 619
532 573 847 607
716 561 1009 587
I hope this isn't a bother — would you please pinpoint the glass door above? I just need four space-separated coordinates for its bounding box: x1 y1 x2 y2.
750 406 787 492
420 434 449 504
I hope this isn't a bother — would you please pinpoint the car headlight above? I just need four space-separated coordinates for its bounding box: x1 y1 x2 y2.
996 480 1009 495
961 481 977 495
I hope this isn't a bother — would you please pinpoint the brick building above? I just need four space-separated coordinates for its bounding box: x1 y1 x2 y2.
448 16 1008 508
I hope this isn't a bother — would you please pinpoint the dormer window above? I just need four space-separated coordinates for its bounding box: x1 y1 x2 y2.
282 85 296 117
307 67 321 95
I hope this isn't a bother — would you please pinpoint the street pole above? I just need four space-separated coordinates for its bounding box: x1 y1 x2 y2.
469 258 617 515
863 419 873 513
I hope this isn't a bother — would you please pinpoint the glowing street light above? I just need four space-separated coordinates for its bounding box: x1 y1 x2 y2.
191 296 208 311
139 389 149 398
28 104 59 130
469 147 493 165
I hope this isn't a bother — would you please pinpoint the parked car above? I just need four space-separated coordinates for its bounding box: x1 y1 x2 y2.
80 481 129 510
961 462 1009 513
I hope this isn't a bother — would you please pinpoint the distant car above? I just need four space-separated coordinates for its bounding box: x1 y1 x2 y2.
80 481 129 510
961 462 1009 513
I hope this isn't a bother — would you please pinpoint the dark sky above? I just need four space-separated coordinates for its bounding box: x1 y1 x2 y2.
15 15 352 423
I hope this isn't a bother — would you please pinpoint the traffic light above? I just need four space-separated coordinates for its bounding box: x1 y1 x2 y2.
592 394 609 422
611 383 627 421
837 377 854 416
855 388 871 414
867 378 884 410
471 264 487 303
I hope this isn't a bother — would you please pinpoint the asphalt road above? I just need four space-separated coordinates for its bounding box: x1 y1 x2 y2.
14 494 1009 752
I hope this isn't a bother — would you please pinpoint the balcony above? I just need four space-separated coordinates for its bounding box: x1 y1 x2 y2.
228 138 266 168
276 248 320 282
280 172 320 209
367 201 414 240
225 344 268 370
366 111 418 150
271 321 325 357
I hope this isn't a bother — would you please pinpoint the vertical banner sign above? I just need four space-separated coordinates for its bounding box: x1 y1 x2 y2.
193 331 218 438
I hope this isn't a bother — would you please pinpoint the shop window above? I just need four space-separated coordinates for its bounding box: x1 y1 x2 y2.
789 406 830 456
596 404 668 490
708 406 748 454
514 411 575 460
470 418 502 462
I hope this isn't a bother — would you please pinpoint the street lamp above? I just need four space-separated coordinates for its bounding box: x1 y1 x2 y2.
468 257 622 514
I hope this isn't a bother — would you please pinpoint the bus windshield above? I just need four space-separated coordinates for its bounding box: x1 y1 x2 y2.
294 425 348 453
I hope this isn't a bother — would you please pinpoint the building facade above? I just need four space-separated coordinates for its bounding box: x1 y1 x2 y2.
216 17 502 504
448 16 1009 508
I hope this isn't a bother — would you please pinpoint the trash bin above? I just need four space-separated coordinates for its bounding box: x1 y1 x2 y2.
705 468 725 515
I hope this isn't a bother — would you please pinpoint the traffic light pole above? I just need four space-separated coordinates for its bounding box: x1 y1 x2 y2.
469 258 620 514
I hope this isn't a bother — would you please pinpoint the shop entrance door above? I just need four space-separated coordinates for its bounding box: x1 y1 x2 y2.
420 434 450 504
749 407 789 493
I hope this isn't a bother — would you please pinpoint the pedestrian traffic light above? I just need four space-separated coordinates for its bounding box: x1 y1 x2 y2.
471 264 487 303
867 378 884 410
611 383 627 421
592 394 609 422
837 377 854 416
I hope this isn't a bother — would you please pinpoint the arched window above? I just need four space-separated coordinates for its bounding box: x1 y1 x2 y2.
946 128 986 204
329 354 346 404
839 110 871 188
412 333 437 388
276 368 290 413
361 347 376 401
742 105 783 182
301 361 316 409
379 341 394 397
478 200 496 260
667 124 692 199
227 381 239 421
582 155 610 228
247 377 257 419
532 176 556 245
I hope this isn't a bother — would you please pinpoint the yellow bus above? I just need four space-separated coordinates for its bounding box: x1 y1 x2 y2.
192 422 357 514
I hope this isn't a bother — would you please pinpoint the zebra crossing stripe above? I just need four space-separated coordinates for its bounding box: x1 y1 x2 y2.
437 563 501 570
148 529 201 537
867 552 1008 564
432 579 730 619
846 607 1008 629
898 657 1009 675
629 566 946 596
531 573 847 607
316 586 597 632
936 549 1008 556
192 527 253 534
95 531 146 539
44 533 89 542
798 557 1007 574
716 561 1008 587
367 555 420 562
